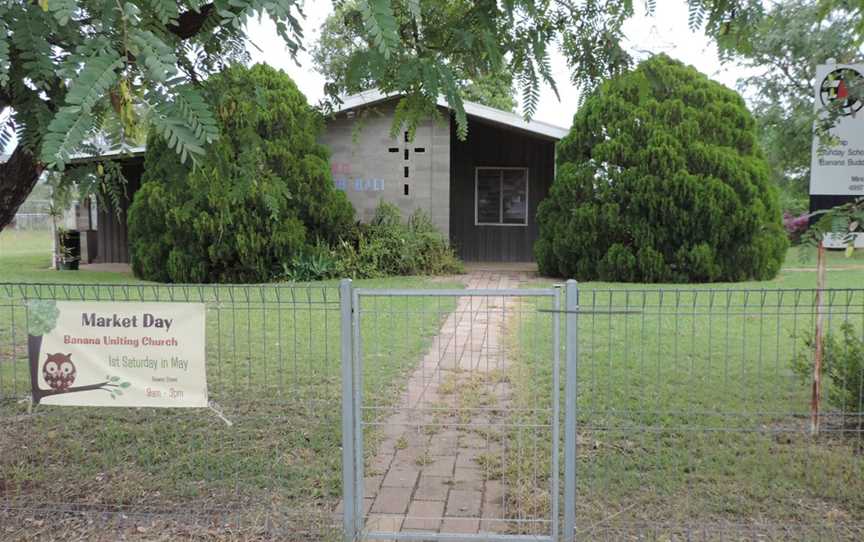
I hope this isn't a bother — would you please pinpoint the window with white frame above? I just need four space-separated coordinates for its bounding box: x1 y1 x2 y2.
475 167 529 226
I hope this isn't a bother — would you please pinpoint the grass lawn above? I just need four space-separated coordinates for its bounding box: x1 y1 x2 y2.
3 228 864 539
502 247 864 539
0 229 462 540
0 229 138 284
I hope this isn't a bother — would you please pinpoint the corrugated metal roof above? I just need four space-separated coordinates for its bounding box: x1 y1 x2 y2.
68 145 147 164
18 88 568 166
333 89 569 140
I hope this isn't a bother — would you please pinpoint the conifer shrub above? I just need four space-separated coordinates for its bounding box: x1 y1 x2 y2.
128 64 354 283
535 55 787 282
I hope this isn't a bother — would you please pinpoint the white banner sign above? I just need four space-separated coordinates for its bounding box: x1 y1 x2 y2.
810 63 864 196
27 301 207 408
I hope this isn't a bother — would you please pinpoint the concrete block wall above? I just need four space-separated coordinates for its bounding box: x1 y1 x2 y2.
320 101 451 239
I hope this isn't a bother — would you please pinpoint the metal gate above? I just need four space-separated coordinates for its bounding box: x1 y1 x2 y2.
340 280 579 541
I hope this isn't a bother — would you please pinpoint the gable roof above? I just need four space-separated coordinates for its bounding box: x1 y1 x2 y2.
333 89 569 141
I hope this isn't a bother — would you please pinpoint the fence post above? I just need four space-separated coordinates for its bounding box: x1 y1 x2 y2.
339 279 356 542
563 279 578 541
551 285 562 542
811 240 826 435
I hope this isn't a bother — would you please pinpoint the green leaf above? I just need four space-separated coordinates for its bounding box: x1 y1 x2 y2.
0 118 13 153
534 42 558 101
120 381 131 388
145 84 219 165
149 111 206 165
26 300 59 336
440 65 468 139
645 0 657 15
687 2 705 30
46 0 75 25
0 119 13 153
519 62 540 120
144 0 179 25
129 29 178 82
11 7 56 89
40 105 97 170
264 2 304 57
64 52 122 111
361 0 399 59
172 86 219 144
40 49 119 166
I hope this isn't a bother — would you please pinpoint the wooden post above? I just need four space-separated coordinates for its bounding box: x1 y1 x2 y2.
811 240 826 435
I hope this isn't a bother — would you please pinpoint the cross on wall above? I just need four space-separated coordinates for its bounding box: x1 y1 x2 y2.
388 131 426 196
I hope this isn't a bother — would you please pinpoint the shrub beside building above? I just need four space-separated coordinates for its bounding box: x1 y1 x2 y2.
535 55 788 283
128 64 460 283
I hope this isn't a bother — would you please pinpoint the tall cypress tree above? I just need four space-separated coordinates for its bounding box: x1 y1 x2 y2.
128 64 355 283
535 55 788 283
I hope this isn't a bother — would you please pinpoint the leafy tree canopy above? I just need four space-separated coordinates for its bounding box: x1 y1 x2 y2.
0 0 853 231
725 0 862 198
535 54 788 283
311 0 517 112
127 63 354 283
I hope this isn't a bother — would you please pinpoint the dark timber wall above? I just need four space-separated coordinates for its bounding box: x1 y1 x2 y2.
449 118 556 262
95 160 143 264
810 194 859 214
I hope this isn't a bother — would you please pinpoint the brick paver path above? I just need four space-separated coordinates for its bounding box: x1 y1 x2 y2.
348 271 544 539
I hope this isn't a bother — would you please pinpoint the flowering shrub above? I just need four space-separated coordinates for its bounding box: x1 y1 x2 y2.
783 211 810 243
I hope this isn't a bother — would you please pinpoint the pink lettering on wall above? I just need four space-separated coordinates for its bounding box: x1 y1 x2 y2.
331 162 352 175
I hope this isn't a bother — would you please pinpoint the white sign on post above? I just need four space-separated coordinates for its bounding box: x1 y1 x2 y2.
809 63 864 196
27 301 208 408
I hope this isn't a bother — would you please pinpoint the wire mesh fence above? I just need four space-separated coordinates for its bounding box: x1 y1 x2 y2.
0 283 345 540
349 288 560 540
1 281 863 541
10 199 53 232
9 213 53 231
560 287 864 540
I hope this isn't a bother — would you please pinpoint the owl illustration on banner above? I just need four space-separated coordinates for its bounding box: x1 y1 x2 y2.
43 353 76 391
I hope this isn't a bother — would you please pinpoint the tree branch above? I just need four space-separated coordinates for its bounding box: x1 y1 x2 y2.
33 382 113 404
27 335 126 405
778 62 811 96
0 146 44 229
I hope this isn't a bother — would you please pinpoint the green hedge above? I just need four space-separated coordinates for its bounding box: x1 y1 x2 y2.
535 55 788 282
283 202 464 281
128 64 354 283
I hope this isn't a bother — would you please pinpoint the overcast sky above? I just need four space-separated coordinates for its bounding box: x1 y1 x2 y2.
246 1 752 127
